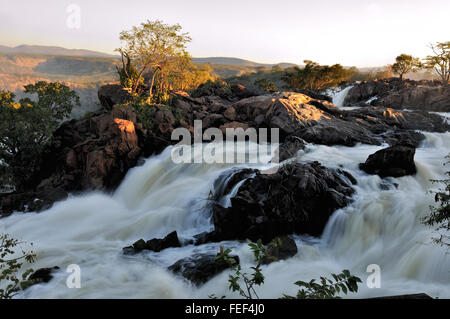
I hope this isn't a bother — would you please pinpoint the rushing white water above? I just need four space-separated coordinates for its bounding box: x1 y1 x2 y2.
1 128 450 298
332 85 354 108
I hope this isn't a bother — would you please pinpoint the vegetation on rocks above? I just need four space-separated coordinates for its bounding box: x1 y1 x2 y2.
423 42 450 85
0 234 35 299
214 241 362 299
423 154 450 247
392 54 422 81
283 60 354 91
0 81 79 190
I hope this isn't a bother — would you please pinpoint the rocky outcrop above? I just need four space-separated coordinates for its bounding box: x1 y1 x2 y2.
0 106 141 215
374 85 450 112
359 144 417 178
123 231 181 254
262 236 298 265
98 83 133 110
168 253 239 286
344 78 449 112
204 162 355 243
274 136 306 162
2 86 449 216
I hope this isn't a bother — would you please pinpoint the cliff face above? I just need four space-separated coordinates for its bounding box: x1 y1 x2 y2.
344 78 450 112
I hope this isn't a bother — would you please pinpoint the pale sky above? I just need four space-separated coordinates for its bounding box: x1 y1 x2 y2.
0 0 448 67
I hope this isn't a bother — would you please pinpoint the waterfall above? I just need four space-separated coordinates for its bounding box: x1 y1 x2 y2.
332 85 354 108
1 130 450 299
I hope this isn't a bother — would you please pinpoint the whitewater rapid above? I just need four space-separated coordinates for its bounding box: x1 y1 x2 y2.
1 129 450 298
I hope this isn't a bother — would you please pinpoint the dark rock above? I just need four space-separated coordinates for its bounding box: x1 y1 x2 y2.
168 253 239 286
29 266 60 282
230 84 257 99
369 293 433 299
223 107 237 121
123 231 181 253
359 144 417 178
262 236 298 264
98 84 133 110
209 162 355 243
297 89 332 102
210 168 256 202
22 266 60 290
273 136 306 162
344 78 449 112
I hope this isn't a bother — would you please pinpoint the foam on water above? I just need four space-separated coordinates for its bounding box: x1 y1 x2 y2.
1 129 450 299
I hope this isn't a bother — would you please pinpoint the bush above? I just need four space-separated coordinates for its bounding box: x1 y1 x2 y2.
190 79 232 99
283 60 354 91
0 234 35 299
423 154 450 247
214 240 362 299
254 78 277 93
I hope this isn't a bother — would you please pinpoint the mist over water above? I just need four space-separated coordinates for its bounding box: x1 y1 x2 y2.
1 126 450 298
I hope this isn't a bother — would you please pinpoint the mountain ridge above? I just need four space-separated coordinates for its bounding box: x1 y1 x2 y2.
0 44 118 58
0 44 298 68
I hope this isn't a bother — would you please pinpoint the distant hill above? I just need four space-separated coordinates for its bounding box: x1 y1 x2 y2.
192 57 297 68
0 45 118 58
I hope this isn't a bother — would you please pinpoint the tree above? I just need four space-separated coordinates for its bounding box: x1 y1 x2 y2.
283 60 353 91
116 20 192 102
0 234 35 299
116 50 144 91
0 82 80 189
423 42 450 85
168 60 216 91
423 155 450 247
391 54 422 81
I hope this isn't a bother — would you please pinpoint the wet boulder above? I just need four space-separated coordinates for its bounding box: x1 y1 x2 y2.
123 231 181 254
359 144 417 178
262 236 298 265
168 253 239 286
273 136 306 162
209 162 355 243
21 266 60 290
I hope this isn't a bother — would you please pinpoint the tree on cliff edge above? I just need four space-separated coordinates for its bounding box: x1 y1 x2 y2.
391 54 422 81
116 20 192 102
424 42 450 85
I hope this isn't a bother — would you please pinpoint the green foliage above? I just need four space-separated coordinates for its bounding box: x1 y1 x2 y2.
169 62 216 92
0 82 80 189
116 19 192 101
190 79 233 99
254 78 277 93
423 42 450 85
0 234 35 299
423 154 450 247
116 51 144 91
282 270 362 299
283 60 354 91
215 240 266 299
118 97 159 130
392 54 422 80
215 240 362 299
